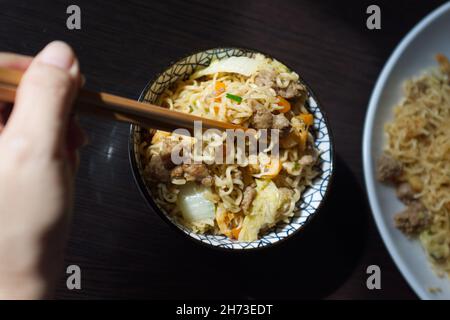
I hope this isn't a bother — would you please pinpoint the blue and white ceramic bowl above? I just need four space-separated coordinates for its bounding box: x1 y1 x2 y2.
129 48 334 250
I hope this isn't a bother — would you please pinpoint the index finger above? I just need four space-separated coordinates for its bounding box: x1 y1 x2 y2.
0 53 33 132
0 52 32 70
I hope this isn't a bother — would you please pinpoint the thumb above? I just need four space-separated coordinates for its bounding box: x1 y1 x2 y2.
3 41 80 156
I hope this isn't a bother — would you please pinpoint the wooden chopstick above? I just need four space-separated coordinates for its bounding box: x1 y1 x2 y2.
0 67 246 133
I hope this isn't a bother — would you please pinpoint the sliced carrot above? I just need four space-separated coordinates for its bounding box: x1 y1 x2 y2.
214 105 220 113
215 81 226 94
231 226 241 240
214 81 226 102
277 96 291 113
299 113 314 126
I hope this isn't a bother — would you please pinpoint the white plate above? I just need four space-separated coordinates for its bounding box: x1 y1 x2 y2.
363 2 450 300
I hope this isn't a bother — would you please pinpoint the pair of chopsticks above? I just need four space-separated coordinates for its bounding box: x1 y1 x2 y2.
0 66 245 133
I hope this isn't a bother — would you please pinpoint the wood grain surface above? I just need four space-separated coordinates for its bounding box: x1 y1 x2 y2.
0 0 446 299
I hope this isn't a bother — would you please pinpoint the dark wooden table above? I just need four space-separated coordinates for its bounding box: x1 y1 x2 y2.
1 0 445 299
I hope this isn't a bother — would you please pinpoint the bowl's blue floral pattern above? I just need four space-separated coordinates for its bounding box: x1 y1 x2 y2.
131 48 333 249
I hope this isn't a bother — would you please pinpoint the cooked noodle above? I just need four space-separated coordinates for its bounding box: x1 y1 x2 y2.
384 55 450 276
140 54 319 241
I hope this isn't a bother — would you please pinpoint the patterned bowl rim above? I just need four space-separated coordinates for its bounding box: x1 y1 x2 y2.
128 47 335 251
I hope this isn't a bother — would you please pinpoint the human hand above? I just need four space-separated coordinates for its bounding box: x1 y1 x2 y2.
0 41 86 299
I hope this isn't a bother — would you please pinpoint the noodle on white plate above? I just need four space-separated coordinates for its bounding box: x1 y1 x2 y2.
380 54 450 277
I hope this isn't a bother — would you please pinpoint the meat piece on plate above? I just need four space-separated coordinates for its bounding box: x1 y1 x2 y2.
182 164 210 182
272 114 290 129
241 186 256 214
394 201 429 235
396 182 416 204
251 106 273 129
170 165 184 179
255 69 276 88
160 139 179 169
147 155 171 182
277 81 306 99
376 153 403 182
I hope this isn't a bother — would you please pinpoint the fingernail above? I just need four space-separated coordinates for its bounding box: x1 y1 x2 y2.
69 58 81 82
37 41 75 71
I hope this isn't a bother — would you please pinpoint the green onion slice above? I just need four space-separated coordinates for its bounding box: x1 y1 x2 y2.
226 93 242 103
